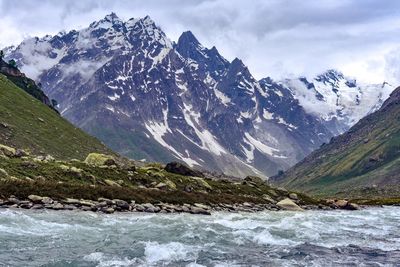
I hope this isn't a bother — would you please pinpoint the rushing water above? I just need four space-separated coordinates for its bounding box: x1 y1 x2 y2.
0 207 400 267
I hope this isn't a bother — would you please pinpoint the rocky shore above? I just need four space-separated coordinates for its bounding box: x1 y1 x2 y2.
0 194 360 215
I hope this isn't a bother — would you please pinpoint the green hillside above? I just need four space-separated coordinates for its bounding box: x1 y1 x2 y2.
0 74 111 160
273 87 400 199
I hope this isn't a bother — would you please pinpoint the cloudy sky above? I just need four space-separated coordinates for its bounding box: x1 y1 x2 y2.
1 0 400 84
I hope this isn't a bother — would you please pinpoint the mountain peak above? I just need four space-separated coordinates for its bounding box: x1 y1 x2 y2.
178 31 200 47
89 12 123 29
104 12 120 22
139 15 156 27
316 69 344 82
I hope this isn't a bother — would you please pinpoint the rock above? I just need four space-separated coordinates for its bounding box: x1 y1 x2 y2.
51 203 64 210
155 182 167 189
63 198 81 205
193 177 212 190
335 199 348 208
244 176 264 185
41 197 54 205
135 204 145 212
15 149 28 158
64 205 77 210
268 189 279 197
262 194 276 204
84 153 116 167
288 193 299 200
0 168 8 178
0 144 16 157
165 162 204 177
28 195 43 203
44 155 55 162
7 196 20 205
190 207 211 215
104 179 121 187
184 185 193 193
20 161 38 169
79 200 96 207
19 201 33 209
194 203 210 210
143 203 159 213
345 203 360 210
31 204 44 210
98 198 113 205
147 170 165 179
155 180 177 190
102 208 115 214
276 198 303 211
114 199 130 210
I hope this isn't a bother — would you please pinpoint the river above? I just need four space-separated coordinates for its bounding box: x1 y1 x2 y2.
0 207 399 266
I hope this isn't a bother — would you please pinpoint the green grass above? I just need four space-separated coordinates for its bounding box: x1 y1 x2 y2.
0 154 319 205
0 74 112 160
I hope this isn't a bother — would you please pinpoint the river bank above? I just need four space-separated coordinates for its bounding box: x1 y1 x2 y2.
0 194 362 215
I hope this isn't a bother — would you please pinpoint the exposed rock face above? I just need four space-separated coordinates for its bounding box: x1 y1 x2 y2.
6 14 393 178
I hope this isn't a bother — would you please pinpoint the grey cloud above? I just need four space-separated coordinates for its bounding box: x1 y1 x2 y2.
0 0 399 83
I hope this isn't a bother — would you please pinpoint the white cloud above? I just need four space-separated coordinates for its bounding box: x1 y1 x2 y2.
385 48 400 85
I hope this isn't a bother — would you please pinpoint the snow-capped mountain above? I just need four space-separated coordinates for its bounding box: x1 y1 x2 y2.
280 70 394 134
4 13 394 178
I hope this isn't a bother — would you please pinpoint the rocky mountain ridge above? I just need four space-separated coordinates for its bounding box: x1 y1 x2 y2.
4 13 394 177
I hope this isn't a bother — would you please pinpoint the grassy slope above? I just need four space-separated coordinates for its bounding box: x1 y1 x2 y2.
0 154 319 206
0 74 112 160
274 87 400 198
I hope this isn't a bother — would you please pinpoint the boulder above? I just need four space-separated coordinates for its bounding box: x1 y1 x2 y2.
190 207 211 215
244 176 264 184
0 144 16 157
114 199 130 210
15 149 28 158
194 203 210 210
276 198 303 211
344 203 360 210
104 179 121 187
28 195 43 203
0 168 8 178
102 208 115 214
84 153 116 167
41 197 54 205
143 203 160 213
79 200 96 207
288 193 299 200
164 162 204 177
51 203 64 210
63 198 80 205
262 194 276 204
155 180 177 190
335 199 348 208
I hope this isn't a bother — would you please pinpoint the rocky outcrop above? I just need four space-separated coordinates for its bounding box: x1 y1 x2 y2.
165 162 204 177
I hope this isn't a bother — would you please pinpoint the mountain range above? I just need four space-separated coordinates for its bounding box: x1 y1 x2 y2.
4 13 394 177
